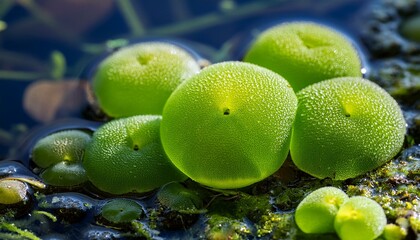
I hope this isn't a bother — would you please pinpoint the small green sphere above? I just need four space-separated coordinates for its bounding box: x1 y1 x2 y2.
161 61 297 189
290 77 406 180
83 115 187 195
92 42 201 118
243 21 362 92
295 186 349 234
334 196 386 240
32 130 92 168
382 224 407 240
31 130 91 187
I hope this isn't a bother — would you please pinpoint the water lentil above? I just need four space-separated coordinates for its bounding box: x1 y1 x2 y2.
0 0 420 239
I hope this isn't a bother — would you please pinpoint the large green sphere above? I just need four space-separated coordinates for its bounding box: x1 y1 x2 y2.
92 42 201 118
83 115 187 194
290 77 406 180
160 61 297 189
243 21 362 92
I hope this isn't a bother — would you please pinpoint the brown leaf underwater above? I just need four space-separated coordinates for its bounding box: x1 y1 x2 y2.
23 80 88 123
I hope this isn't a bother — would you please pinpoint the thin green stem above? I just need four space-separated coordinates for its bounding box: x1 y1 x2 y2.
0 0 15 19
116 0 145 36
0 70 46 81
169 0 191 21
16 0 78 42
0 50 48 71
148 0 286 36
0 129 13 145
17 0 58 29
0 21 7 32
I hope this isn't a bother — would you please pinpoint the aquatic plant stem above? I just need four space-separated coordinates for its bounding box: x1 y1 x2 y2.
0 0 14 19
0 129 13 145
16 0 78 42
0 70 46 81
149 0 285 36
169 0 191 21
17 0 53 24
116 0 146 36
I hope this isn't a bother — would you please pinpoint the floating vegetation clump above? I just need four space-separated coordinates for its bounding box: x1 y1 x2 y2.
0 0 419 239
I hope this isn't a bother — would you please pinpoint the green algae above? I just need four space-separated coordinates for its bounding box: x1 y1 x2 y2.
156 182 205 214
198 144 419 239
205 214 252 240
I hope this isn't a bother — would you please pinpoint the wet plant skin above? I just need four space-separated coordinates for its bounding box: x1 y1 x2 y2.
96 198 144 231
295 186 348 234
244 21 362 92
334 196 387 240
1 0 420 239
161 61 297 189
83 115 187 195
291 77 406 180
92 41 201 118
0 179 29 205
31 130 91 187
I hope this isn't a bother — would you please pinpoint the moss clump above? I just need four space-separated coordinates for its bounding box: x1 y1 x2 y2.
156 182 204 214
205 214 252 240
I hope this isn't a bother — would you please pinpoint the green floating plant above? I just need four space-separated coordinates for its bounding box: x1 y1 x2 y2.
0 176 44 205
290 77 406 180
160 61 297 189
295 186 348 234
382 224 407 240
0 179 28 205
334 196 387 240
100 199 143 224
156 182 205 214
31 130 91 187
92 41 201 118
40 162 87 187
83 115 187 195
244 21 362 92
